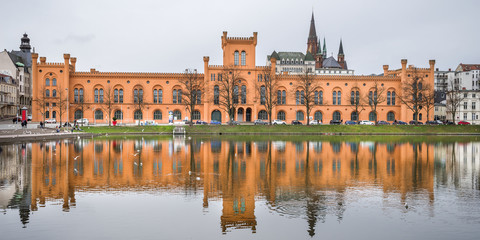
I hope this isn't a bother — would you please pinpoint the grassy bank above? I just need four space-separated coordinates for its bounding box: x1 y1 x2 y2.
82 124 480 135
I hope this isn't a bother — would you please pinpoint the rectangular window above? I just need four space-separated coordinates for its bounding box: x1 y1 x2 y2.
473 102 476 110
211 73 215 81
464 113 467 120
464 102 468 109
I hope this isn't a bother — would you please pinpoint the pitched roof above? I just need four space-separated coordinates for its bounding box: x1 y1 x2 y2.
322 56 342 68
9 50 32 68
457 64 480 71
270 51 280 60
305 52 314 61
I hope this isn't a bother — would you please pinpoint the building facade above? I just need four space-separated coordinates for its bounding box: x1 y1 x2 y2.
0 74 17 118
446 89 480 124
32 31 435 124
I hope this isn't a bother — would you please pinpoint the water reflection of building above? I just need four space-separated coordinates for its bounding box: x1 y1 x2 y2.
0 143 32 227
5 138 446 234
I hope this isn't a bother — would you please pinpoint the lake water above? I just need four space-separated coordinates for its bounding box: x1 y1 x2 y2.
1 136 479 240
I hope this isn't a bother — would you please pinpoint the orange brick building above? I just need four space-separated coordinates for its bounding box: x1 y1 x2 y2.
31 31 435 124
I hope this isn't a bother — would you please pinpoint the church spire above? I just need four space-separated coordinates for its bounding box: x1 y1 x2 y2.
338 38 344 55
322 37 327 58
308 12 317 40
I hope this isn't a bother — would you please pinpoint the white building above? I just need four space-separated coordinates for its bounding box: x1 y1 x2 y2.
453 64 480 90
446 90 480 124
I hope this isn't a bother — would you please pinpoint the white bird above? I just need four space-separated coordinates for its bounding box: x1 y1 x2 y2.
73 168 78 174
196 177 201 181
188 171 192 175
73 155 80 160
134 162 138 166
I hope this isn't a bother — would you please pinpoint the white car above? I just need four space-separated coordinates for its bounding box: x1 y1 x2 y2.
309 120 322 125
358 120 374 125
272 119 286 125
76 118 89 125
45 118 57 124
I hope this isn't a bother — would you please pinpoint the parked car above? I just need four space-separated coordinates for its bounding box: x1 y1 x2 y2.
228 120 240 125
344 120 357 125
435 120 444 125
445 121 455 125
458 121 471 125
196 120 208 125
425 120 439 125
13 116 22 123
329 120 342 125
76 118 89 125
45 118 57 124
309 120 321 125
393 120 408 125
377 120 390 125
409 120 423 125
254 119 268 125
291 120 303 125
272 119 286 125
359 120 374 125
210 120 221 125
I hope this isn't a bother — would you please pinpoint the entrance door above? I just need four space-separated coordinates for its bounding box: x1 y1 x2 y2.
246 108 252 122
211 110 221 122
237 108 244 122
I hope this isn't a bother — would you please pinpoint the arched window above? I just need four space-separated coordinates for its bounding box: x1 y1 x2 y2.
173 110 181 120
333 91 337 105
153 89 163 103
134 110 143 120
196 90 201 104
52 89 57 97
314 111 323 121
119 89 124 103
45 78 50 86
74 89 79 103
387 91 391 105
46 89 50 97
95 89 99 103
419 113 422 121
192 110 201 120
351 91 355 105
369 112 377 121
282 90 286 104
154 110 162 120
355 91 360 104
52 111 57 119
79 89 84 103
318 91 323 105
45 111 50 118
95 110 103 120
241 51 246 66
234 51 239 66
74 110 83 120
211 110 221 122
296 111 304 121
233 85 239 104
214 85 219 104
277 111 286 120
277 90 282 105
258 110 268 120
241 85 247 104
351 111 358 121
369 91 373 105
260 86 266 105
392 91 396 105
114 89 119 103
387 112 395 121
337 91 341 105
99 89 104 103
296 91 300 105
300 90 305 104
52 78 57 86
114 110 123 120
134 88 143 103
333 111 341 121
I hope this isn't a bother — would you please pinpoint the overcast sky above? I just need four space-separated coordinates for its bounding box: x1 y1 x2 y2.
1 0 479 75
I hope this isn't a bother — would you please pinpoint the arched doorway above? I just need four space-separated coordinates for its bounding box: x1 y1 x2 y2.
246 108 252 122
211 110 221 122
237 108 244 122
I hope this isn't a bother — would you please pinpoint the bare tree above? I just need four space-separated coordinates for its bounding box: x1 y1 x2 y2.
101 85 115 126
179 69 204 126
446 81 465 124
55 84 68 127
364 79 386 124
422 83 435 122
345 83 366 122
33 86 48 124
292 71 322 125
216 66 242 123
255 67 278 124
133 87 146 126
398 69 424 125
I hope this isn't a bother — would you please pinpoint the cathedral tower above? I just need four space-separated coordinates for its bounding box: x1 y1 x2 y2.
306 12 318 56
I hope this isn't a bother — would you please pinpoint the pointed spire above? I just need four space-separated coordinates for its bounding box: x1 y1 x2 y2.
322 37 327 57
317 39 322 54
338 39 344 55
308 12 317 40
